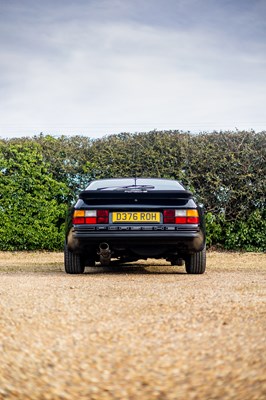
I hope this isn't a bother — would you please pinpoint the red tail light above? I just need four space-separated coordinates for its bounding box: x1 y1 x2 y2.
72 217 86 224
175 217 187 224
97 209 109 224
73 210 109 224
163 209 199 224
187 217 199 224
163 209 175 224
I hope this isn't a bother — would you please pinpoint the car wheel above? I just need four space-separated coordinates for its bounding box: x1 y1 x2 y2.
185 245 206 274
64 243 85 274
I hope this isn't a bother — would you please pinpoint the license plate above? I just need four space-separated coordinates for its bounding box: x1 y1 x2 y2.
112 212 160 223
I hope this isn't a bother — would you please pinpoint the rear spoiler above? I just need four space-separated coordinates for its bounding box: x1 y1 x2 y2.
79 190 193 202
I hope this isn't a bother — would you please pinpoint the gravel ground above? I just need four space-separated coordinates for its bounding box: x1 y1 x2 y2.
0 251 265 400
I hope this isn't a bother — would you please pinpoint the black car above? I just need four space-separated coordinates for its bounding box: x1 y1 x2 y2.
65 178 206 274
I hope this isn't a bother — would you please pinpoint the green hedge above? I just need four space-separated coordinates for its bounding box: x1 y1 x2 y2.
0 130 265 251
0 141 69 250
206 210 266 252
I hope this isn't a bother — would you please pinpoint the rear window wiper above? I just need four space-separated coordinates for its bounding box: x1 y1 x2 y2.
96 185 155 191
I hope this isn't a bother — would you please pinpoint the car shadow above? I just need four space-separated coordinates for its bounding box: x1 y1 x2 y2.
83 264 187 275
0 264 186 276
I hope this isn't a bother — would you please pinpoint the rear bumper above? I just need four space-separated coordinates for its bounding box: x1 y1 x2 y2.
67 224 205 254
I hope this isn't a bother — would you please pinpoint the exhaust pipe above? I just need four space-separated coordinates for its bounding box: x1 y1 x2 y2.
98 242 112 266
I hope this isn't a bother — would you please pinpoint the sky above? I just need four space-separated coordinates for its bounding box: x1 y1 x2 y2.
0 0 266 138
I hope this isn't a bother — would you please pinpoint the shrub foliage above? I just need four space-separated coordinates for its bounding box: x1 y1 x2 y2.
0 130 265 251
0 141 69 250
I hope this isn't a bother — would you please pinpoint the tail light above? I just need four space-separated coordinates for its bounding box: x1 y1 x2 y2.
73 209 109 224
163 209 199 224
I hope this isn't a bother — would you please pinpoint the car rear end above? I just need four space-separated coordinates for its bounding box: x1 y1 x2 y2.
65 179 206 274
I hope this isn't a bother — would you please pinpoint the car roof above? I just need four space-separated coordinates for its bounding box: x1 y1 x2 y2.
86 178 185 190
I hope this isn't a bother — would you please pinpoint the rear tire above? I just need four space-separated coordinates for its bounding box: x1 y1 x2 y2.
185 245 206 274
64 244 85 274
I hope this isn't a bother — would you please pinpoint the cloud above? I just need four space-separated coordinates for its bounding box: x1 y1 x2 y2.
0 0 265 137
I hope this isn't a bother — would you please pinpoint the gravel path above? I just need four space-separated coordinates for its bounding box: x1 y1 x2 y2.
0 252 265 400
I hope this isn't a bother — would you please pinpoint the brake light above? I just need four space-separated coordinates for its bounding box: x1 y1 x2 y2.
72 217 86 224
163 209 175 224
97 209 109 224
163 209 199 224
72 210 109 224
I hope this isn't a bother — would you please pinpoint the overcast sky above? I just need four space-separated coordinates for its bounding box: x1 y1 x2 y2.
0 0 265 138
